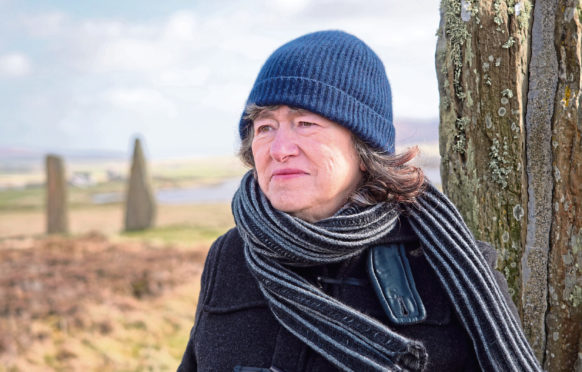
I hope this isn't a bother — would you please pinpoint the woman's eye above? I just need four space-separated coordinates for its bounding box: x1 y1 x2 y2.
255 124 272 134
298 121 316 127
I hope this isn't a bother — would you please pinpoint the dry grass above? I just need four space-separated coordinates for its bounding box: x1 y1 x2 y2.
0 202 233 241
0 200 234 371
0 157 241 370
0 232 209 371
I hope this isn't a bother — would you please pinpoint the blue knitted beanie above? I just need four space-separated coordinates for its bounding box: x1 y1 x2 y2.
239 30 394 153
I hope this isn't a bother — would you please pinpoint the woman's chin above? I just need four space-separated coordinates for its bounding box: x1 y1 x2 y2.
270 199 306 215
267 199 309 220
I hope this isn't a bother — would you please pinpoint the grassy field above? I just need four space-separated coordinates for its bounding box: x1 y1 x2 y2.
0 156 242 371
0 155 244 238
0 232 211 371
0 203 234 242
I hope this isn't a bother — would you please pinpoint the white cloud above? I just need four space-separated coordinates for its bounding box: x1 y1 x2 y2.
103 87 177 117
0 1 441 158
91 37 175 72
20 11 67 37
0 52 32 77
199 82 250 112
157 67 210 87
164 10 198 41
267 0 311 14
80 19 126 38
75 12 201 74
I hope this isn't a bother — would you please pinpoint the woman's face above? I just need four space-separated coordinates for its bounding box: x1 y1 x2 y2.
251 105 363 222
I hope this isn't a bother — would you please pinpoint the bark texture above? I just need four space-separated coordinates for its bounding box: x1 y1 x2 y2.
437 0 532 310
124 138 156 231
45 154 69 234
437 0 582 370
523 0 557 359
545 1 582 370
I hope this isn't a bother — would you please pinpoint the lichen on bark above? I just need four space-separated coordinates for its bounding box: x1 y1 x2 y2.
543 1 582 369
438 1 582 369
437 0 532 312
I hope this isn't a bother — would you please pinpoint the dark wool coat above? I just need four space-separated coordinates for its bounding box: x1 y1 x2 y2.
178 217 518 372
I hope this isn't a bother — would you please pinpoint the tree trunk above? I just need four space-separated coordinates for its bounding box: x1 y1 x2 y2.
436 0 582 370
545 1 582 370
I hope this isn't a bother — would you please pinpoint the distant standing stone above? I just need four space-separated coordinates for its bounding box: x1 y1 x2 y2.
124 138 156 231
46 154 69 234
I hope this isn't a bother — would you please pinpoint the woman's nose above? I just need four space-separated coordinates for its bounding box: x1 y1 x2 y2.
270 127 299 162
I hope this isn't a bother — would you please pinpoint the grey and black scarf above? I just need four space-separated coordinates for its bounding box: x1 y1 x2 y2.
232 171 541 371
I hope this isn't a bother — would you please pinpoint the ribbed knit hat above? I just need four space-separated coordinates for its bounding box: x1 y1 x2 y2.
239 30 394 153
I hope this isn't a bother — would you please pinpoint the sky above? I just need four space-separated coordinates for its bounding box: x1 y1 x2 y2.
0 0 442 159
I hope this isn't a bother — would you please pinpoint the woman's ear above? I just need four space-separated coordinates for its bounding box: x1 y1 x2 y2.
359 162 367 172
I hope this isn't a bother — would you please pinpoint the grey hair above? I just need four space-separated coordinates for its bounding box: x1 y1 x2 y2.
238 104 425 205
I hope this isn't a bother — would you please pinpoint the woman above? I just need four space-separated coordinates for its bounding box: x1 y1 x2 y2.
178 30 541 371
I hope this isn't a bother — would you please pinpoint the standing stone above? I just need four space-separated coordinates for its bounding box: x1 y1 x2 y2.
46 154 69 234
124 138 156 231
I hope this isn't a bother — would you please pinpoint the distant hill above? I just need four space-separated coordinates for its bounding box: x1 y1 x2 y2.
0 147 127 172
0 147 45 161
0 118 440 169
0 147 126 162
394 117 439 145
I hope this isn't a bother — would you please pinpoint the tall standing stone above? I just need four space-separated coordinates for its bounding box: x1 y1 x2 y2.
124 138 156 231
46 154 69 234
436 1 582 370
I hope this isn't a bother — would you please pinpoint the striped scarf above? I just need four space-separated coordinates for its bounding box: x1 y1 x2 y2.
232 171 541 371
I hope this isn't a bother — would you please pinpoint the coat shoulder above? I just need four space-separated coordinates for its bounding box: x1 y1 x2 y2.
201 227 266 311
475 240 497 268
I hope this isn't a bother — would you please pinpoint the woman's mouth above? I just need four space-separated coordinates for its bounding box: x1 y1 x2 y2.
271 168 308 181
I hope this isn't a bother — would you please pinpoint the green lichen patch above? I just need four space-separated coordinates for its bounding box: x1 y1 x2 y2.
493 0 505 31
501 88 514 98
517 0 532 29
570 285 582 307
486 114 493 128
511 121 520 133
562 228 582 308
502 231 510 242
513 204 524 221
453 116 471 153
571 229 582 255
441 95 451 110
489 137 512 188
502 36 516 48
466 90 474 107
443 0 472 101
499 239 523 304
